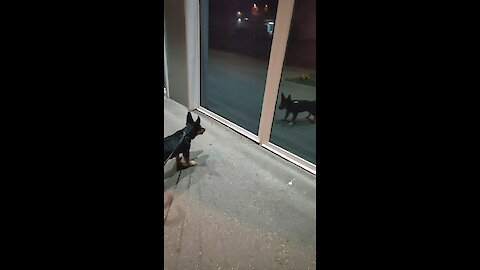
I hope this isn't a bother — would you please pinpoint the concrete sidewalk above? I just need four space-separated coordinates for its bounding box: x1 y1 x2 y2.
164 97 317 270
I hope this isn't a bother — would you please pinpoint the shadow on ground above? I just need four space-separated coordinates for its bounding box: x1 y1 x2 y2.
164 150 206 188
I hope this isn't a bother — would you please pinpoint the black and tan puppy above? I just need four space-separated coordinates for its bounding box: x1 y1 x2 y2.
164 112 205 170
278 92 316 125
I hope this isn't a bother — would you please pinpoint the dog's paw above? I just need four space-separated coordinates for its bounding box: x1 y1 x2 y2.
288 121 294 125
188 160 197 166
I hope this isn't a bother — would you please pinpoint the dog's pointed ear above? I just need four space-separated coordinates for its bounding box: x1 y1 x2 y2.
186 112 194 124
195 116 200 124
287 94 291 100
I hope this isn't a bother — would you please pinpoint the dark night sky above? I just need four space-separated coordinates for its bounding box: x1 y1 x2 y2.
209 0 278 20
206 0 315 68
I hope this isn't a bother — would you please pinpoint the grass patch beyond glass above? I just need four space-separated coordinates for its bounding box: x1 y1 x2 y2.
285 73 316 87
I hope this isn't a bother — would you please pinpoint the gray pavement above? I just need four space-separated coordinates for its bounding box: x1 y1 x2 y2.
164 97 317 270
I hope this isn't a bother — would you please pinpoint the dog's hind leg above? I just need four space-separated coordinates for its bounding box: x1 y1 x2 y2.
283 111 290 121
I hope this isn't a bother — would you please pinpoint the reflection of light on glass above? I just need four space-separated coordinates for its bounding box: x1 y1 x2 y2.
245 17 249 21
266 23 273 35
268 22 274 25
265 5 268 8
237 11 241 16
237 18 241 22
253 4 257 9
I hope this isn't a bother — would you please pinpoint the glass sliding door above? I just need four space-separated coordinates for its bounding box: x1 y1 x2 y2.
200 0 279 136
198 0 316 173
268 0 316 165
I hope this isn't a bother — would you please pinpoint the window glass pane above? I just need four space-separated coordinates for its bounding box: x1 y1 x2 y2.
200 0 278 135
269 0 316 164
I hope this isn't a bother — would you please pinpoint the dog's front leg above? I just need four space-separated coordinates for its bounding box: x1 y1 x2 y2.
289 113 298 125
175 155 183 171
183 151 197 167
283 111 290 121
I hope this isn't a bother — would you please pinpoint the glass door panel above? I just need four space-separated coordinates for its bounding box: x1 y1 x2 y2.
200 0 279 135
269 0 316 164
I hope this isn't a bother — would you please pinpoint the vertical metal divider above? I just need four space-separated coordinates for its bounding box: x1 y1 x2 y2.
258 0 295 144
185 0 201 110
164 15 170 98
